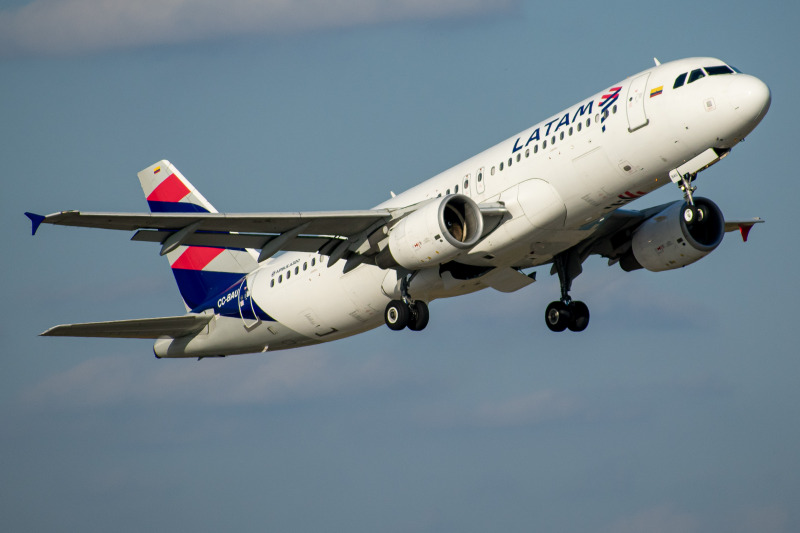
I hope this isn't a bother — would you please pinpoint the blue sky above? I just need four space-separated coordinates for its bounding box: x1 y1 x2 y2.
2 0 798 531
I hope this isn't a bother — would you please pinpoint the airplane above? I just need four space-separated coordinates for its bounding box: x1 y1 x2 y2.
26 57 770 358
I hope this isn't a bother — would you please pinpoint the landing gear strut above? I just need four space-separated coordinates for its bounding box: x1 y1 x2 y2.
545 252 590 332
676 172 707 226
384 273 429 331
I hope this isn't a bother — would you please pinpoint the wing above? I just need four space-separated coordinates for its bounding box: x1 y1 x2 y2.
564 204 764 270
26 209 393 264
26 202 507 269
40 315 213 339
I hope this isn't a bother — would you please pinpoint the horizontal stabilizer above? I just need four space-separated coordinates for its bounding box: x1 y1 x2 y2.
40 315 212 339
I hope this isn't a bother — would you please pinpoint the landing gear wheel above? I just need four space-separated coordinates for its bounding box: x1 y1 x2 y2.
683 205 697 225
385 300 410 331
567 301 590 332
545 301 571 332
408 301 429 331
695 205 706 223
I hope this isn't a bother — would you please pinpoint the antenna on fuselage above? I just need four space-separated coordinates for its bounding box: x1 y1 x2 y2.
653 57 661 66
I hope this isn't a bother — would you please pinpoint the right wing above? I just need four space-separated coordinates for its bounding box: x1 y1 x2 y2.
40 315 213 339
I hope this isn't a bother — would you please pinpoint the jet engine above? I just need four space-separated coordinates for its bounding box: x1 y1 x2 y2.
376 194 484 270
620 198 724 272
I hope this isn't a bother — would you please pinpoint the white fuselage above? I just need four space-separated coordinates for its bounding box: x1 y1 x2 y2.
154 57 770 357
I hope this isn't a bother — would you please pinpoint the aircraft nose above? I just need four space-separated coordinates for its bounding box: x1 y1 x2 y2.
727 75 771 124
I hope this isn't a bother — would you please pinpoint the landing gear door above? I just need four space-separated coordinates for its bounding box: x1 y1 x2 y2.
626 72 650 132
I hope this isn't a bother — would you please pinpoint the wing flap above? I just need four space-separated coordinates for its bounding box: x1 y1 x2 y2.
40 315 213 339
130 229 337 253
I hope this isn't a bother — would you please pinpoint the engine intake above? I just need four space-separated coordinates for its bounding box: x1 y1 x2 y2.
622 197 724 272
377 194 483 270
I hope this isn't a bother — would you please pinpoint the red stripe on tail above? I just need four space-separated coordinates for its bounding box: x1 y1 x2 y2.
171 247 225 270
147 173 191 203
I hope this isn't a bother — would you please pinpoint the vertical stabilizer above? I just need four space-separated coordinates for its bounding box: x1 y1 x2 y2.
138 161 258 310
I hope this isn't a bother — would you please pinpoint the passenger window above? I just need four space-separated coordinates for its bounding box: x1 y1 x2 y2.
586 118 591 127
464 179 469 189
516 153 521 162
270 279 275 288
559 131 565 140
577 123 582 132
508 158 512 167
551 136 555 145
303 263 307 271
534 144 539 153
279 275 283 283
311 258 316 267
613 104 617 114
454 184 459 193
688 69 705 84
491 167 496 175
286 271 290 279
595 114 600 122
478 171 483 182
446 188 450 194
673 72 687 89
569 126 573 135
525 149 529 158
294 266 299 275
499 162 504 171
543 140 547 149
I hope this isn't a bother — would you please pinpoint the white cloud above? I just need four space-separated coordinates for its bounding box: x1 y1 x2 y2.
0 0 517 57
602 504 700 533
421 389 582 428
19 348 407 409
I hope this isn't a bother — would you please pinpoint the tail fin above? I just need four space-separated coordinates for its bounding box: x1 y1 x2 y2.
138 160 259 311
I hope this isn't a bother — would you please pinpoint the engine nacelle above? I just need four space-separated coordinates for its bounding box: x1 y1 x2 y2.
377 194 484 270
624 198 724 272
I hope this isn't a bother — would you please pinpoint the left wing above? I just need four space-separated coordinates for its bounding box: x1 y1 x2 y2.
26 209 393 265
26 202 508 268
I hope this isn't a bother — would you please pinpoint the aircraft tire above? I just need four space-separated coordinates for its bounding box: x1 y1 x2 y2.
545 301 570 332
408 301 430 331
683 205 697 225
567 301 590 332
385 300 410 331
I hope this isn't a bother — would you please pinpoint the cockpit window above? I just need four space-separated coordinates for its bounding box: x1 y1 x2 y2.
687 68 706 84
705 65 735 76
673 72 688 89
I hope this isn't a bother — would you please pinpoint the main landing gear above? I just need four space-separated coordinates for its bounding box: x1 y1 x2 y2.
384 274 429 331
545 252 590 333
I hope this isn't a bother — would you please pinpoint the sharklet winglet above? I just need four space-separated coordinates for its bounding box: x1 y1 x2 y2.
25 212 46 235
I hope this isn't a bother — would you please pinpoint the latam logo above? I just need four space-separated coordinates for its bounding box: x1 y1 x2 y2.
511 85 624 153
599 87 622 132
